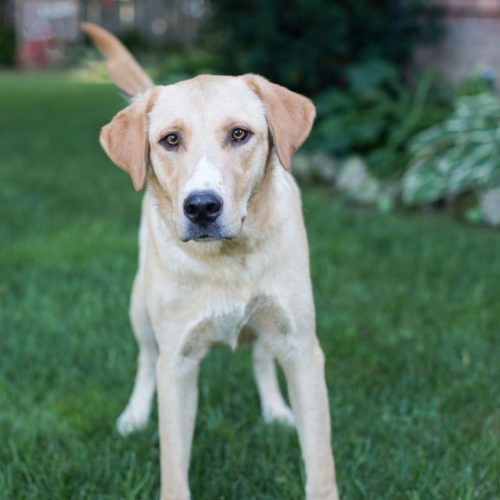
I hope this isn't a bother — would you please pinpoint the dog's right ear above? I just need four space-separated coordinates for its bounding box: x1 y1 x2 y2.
100 90 158 191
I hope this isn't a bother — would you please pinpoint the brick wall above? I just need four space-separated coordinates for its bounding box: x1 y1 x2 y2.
414 0 500 84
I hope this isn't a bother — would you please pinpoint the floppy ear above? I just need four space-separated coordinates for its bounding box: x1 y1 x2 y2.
100 90 158 190
242 74 316 170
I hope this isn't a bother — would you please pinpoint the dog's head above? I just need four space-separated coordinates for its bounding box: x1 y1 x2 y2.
100 74 315 242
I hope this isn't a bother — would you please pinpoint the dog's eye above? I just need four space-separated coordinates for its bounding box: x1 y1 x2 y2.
161 133 180 149
231 128 250 142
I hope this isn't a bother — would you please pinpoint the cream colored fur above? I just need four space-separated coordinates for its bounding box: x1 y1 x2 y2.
83 23 339 500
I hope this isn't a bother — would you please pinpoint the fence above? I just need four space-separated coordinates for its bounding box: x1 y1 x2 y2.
11 0 205 68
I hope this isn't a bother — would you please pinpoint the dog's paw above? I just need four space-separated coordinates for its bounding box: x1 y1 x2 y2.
116 406 149 435
262 404 295 427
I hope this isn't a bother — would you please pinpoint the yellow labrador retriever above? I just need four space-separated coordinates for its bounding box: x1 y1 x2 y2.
82 23 338 500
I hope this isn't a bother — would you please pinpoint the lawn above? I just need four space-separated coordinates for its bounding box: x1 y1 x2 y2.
0 72 498 499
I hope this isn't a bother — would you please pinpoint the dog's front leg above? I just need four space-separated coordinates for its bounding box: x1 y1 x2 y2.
280 336 339 500
156 352 199 500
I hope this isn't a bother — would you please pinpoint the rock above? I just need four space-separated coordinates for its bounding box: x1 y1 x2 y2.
292 152 338 185
337 156 381 204
480 188 500 227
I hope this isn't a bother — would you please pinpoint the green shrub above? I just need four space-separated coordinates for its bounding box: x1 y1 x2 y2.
203 0 443 96
202 1 445 179
0 26 15 66
402 93 500 205
307 61 452 178
152 48 216 85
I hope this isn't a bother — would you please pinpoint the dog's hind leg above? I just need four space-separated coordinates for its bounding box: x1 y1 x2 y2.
116 273 158 435
252 339 294 426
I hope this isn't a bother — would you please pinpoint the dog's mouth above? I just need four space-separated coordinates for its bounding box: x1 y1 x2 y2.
178 210 246 243
180 222 236 243
194 235 233 242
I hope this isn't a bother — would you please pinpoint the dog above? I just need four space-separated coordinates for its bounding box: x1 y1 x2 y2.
82 22 339 500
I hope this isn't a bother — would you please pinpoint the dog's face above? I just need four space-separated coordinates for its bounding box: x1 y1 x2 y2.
100 74 315 242
148 75 270 242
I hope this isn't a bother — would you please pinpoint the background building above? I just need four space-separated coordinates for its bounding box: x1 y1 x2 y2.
415 0 500 84
2 0 500 83
4 0 205 68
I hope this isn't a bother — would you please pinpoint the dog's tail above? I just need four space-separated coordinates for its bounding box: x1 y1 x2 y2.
81 22 154 98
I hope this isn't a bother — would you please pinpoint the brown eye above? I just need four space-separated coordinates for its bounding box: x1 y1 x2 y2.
231 128 250 142
161 133 180 149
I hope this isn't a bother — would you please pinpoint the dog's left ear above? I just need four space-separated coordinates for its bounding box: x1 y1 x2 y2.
100 89 158 190
242 74 316 170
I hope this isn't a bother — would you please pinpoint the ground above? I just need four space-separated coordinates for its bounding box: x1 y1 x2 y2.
0 72 498 498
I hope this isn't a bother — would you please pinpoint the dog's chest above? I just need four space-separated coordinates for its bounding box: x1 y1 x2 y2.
180 294 291 360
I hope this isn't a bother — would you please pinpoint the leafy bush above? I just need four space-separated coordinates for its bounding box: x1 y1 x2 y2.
201 1 445 179
402 93 500 205
307 61 452 178
203 0 443 96
0 26 15 66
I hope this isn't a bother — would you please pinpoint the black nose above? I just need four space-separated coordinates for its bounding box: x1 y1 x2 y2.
183 191 223 225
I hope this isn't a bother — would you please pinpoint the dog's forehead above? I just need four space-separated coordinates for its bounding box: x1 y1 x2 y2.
148 75 267 131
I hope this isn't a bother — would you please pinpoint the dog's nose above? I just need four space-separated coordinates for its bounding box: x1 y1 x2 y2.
183 191 223 225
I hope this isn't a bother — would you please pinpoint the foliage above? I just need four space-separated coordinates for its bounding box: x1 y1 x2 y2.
1 72 499 499
402 93 500 205
0 26 15 66
150 48 216 85
458 69 496 97
308 61 452 178
203 0 445 179
203 0 443 96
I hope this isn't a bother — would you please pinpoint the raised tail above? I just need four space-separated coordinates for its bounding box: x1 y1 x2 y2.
81 22 154 97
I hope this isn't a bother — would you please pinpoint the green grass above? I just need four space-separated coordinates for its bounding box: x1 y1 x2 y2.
0 72 499 499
